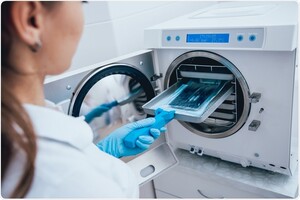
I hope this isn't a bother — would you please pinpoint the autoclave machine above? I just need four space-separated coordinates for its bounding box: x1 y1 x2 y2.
143 1 298 176
44 1 298 187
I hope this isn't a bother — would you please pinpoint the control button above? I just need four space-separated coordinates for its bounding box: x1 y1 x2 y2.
166 36 171 41
237 35 243 41
175 36 180 41
249 34 256 42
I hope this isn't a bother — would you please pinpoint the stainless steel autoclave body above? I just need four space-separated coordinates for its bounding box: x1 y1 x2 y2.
143 2 298 176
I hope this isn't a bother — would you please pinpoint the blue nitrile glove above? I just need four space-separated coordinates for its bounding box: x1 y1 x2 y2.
84 101 118 123
123 108 174 148
96 118 165 158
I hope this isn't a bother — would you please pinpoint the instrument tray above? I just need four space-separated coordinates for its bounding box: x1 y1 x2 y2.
143 80 234 123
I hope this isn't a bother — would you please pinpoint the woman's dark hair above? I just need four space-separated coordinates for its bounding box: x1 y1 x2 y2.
1 2 57 197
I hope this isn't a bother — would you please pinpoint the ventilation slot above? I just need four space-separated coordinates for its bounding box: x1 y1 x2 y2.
280 166 287 170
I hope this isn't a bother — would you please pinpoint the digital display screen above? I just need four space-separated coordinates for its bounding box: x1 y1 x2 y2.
186 33 229 43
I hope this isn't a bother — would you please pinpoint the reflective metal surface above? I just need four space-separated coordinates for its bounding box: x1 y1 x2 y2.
80 74 148 141
68 64 156 142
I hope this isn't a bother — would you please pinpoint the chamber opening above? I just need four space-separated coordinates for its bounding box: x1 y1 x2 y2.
165 51 250 138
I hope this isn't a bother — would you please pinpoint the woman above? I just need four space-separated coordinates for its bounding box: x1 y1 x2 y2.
1 1 163 198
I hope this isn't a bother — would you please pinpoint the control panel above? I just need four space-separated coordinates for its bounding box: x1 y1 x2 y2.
162 28 264 49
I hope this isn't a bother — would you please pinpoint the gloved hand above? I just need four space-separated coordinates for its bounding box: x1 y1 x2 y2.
84 101 118 123
96 118 166 158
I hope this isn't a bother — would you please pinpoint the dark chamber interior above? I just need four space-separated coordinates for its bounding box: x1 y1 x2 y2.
168 56 246 135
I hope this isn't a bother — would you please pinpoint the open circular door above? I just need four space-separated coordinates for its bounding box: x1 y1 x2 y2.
69 64 155 142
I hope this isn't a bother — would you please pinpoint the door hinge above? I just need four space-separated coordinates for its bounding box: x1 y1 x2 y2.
150 73 163 81
249 92 261 103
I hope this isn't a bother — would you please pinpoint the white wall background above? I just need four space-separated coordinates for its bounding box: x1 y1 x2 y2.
70 1 217 71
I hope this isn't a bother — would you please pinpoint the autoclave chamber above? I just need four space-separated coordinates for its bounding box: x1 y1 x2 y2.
144 50 252 139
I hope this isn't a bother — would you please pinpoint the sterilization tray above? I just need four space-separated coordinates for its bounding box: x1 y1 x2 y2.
143 80 234 123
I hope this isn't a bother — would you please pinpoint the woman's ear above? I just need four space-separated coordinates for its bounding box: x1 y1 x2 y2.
10 1 44 49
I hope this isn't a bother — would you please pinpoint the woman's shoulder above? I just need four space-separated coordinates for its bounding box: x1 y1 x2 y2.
24 103 94 150
28 131 139 198
23 104 138 197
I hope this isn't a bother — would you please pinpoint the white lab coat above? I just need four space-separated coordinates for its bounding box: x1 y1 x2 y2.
1 104 139 198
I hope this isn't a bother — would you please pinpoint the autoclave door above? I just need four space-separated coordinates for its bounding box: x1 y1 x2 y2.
44 50 178 186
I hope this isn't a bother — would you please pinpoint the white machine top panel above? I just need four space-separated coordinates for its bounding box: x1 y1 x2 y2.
144 2 298 51
147 2 297 29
